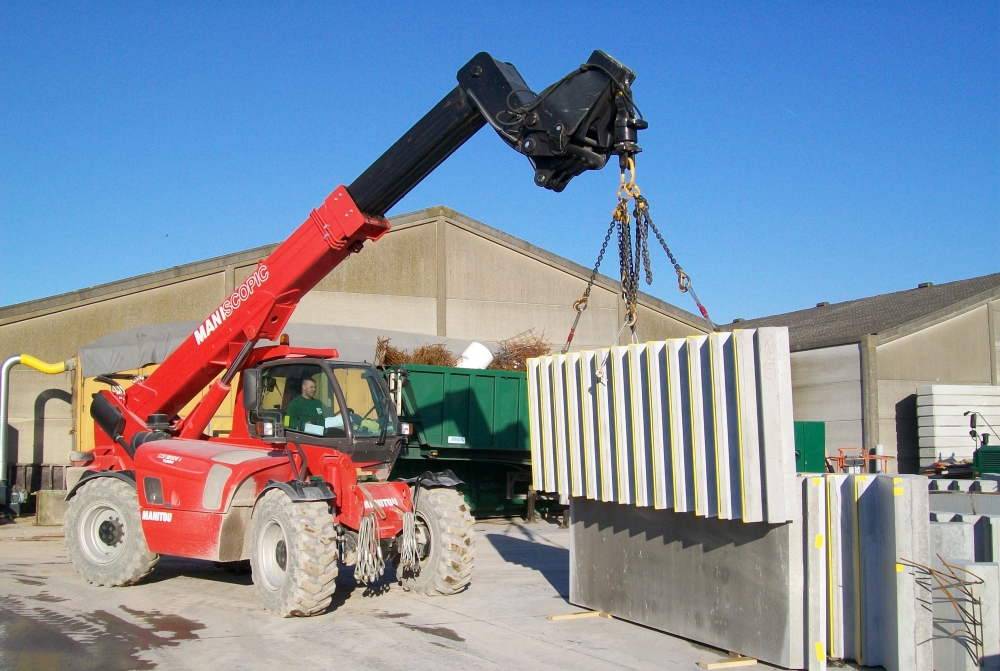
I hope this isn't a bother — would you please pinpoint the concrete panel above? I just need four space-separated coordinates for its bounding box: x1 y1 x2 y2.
803 476 828 670
931 521 976 561
289 291 437 334
877 306 992 384
932 560 1000 671
528 329 796 523
857 475 933 671
316 222 438 298
823 420 864 453
0 272 225 363
790 344 861 387
445 226 619 308
5 369 74 464
445 298 618 348
569 496 807 669
792 382 863 423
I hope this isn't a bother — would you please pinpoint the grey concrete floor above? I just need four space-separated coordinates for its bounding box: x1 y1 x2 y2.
0 517 778 671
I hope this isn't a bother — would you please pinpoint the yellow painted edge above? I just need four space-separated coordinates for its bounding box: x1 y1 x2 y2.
709 336 725 517
825 476 836 658
895 563 904 573
579 355 593 498
815 641 825 662
815 533 824 549
732 334 748 521
646 343 662 508
527 362 541 490
629 347 645 504
893 486 904 496
666 344 683 510
686 337 701 514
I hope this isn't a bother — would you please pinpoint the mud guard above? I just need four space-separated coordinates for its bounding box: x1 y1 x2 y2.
396 469 464 490
259 479 336 504
65 470 136 500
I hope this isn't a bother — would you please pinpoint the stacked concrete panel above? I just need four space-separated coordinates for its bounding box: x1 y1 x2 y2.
528 327 797 523
916 384 1000 468
569 474 932 670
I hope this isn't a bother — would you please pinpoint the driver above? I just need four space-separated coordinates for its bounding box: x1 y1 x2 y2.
286 378 329 431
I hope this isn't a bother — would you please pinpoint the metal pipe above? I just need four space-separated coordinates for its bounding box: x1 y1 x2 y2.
0 355 22 488
1 354 75 488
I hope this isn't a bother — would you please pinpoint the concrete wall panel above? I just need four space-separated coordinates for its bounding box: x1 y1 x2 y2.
0 273 225 363
877 306 991 383
791 345 861 387
289 291 437 335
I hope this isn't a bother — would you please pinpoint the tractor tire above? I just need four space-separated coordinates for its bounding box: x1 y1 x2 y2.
64 477 159 587
401 487 476 596
250 489 338 617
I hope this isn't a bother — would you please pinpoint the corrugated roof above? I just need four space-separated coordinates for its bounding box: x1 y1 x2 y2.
722 273 1000 350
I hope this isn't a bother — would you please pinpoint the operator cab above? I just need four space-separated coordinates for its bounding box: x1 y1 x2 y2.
244 358 401 463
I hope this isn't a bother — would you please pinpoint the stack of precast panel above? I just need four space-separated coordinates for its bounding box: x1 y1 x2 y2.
917 385 1000 469
526 327 798 523
527 330 935 670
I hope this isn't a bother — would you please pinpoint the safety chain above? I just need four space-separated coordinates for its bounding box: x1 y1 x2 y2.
563 159 715 353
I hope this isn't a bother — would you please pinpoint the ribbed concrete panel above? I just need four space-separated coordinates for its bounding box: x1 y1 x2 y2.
528 328 796 524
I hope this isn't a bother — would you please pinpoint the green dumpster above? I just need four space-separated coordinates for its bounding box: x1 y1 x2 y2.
388 364 533 516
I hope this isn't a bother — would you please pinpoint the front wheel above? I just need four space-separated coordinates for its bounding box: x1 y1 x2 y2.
401 488 476 596
64 477 159 586
250 489 339 617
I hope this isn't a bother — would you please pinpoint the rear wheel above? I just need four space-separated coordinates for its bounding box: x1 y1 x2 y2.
401 488 476 596
64 477 159 586
250 489 338 617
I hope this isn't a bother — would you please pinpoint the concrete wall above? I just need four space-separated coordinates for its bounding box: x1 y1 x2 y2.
790 344 863 455
0 207 706 476
876 305 995 473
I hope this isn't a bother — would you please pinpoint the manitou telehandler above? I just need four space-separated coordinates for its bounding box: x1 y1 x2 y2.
64 50 646 616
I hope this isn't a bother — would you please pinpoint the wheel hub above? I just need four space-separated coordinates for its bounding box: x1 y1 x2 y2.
275 540 287 570
98 518 124 546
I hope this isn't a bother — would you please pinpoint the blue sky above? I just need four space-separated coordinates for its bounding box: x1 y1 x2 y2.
1 2 997 324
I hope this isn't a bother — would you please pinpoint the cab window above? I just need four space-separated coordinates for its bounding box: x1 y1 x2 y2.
330 364 396 437
260 364 345 438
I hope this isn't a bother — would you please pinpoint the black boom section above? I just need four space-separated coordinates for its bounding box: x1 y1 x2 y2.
347 86 486 217
347 50 643 217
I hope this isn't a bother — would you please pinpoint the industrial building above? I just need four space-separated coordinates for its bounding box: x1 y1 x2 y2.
0 205 707 490
727 273 1000 473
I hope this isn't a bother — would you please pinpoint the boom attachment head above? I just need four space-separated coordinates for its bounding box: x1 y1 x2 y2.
459 50 646 192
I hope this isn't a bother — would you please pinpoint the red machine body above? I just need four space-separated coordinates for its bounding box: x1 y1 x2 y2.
84 187 413 560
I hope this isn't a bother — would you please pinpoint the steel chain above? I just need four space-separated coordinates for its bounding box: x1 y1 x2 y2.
563 159 716 354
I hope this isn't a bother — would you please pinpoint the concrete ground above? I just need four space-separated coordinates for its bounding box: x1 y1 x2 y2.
0 516 773 671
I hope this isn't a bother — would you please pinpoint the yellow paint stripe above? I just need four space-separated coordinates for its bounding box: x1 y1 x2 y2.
732 332 747 521
709 337 724 516
646 344 661 508
825 476 836 658
686 338 700 514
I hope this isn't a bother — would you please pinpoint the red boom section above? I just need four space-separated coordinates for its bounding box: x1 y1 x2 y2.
124 187 389 425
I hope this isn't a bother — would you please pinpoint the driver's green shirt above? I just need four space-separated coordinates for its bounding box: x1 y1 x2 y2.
285 395 328 431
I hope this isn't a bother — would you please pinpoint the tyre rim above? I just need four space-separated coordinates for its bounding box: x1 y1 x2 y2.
414 513 432 565
258 518 289 591
80 501 126 564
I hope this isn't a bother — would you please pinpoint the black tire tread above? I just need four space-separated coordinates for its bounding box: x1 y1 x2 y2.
64 477 159 587
251 489 338 617
405 488 476 596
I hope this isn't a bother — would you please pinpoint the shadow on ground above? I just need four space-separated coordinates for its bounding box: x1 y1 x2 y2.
484 532 568 597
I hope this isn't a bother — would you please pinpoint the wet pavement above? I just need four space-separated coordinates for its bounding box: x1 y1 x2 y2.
0 518 747 670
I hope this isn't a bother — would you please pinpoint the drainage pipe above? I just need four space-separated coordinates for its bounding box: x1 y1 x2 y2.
1 355 75 494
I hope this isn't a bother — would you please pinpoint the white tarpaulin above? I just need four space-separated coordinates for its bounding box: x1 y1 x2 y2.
78 321 486 378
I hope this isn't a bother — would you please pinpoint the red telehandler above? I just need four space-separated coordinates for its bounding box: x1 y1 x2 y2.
64 51 646 616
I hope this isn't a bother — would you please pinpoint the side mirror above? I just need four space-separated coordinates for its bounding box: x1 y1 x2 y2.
242 369 261 412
